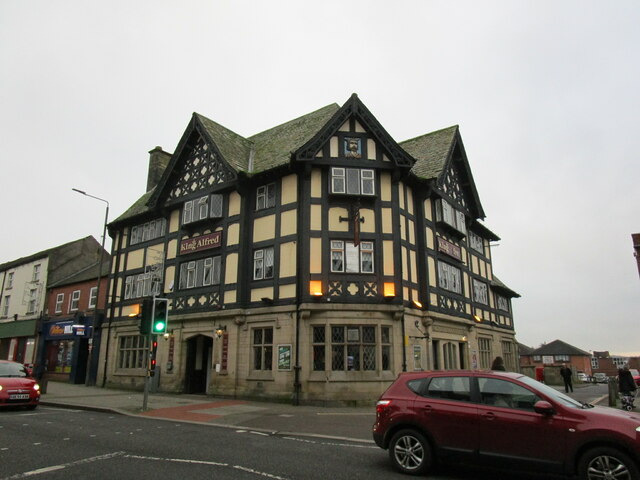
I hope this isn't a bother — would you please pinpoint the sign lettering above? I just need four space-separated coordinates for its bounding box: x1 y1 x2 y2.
179 232 222 255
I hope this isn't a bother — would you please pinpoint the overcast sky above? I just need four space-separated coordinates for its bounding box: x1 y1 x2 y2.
1 1 638 355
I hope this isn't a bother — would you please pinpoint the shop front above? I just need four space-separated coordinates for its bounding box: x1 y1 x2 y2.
37 317 95 384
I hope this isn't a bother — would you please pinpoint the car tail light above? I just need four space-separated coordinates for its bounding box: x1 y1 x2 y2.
376 399 392 415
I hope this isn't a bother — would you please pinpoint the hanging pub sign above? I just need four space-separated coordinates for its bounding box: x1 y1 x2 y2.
179 231 222 255
437 237 462 261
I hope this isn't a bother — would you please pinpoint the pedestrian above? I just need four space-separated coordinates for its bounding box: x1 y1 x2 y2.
490 356 506 371
560 364 573 393
618 364 637 396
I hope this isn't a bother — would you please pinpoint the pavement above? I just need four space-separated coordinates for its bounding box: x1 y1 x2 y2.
39 381 377 443
38 380 611 445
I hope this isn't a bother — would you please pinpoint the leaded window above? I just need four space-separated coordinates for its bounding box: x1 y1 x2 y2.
256 183 276 210
478 337 492 369
330 167 375 196
473 279 488 305
253 327 273 370
178 256 221 290
330 240 374 274
438 261 462 294
469 231 484 253
329 325 383 372
117 335 150 370
253 247 274 280
496 294 510 312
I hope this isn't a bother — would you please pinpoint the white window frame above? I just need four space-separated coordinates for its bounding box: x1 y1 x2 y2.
69 290 81 312
256 184 276 210
89 287 98 309
436 199 466 235
27 289 37 313
6 272 13 289
32 264 41 282
253 247 274 280
178 256 221 290
330 240 375 274
473 279 488 305
437 261 462 294
1 295 9 317
55 293 64 313
330 168 375 196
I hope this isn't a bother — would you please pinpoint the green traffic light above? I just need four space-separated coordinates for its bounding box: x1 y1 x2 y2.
153 321 166 332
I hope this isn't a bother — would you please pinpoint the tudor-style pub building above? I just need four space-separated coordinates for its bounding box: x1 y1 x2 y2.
99 94 519 404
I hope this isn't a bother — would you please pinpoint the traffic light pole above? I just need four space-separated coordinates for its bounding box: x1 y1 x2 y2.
142 295 157 411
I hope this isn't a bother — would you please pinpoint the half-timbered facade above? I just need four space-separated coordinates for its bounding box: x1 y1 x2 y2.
100 94 520 403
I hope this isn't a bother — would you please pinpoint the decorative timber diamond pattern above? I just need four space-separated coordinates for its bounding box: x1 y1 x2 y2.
438 295 466 314
442 163 467 210
168 137 235 201
172 291 220 311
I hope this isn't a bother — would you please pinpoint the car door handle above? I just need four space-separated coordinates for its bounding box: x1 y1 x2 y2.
482 412 495 420
421 405 433 413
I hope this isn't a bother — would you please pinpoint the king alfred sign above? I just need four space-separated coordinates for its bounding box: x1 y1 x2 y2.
180 232 222 255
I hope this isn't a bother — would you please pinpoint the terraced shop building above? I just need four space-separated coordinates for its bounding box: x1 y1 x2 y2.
100 94 520 403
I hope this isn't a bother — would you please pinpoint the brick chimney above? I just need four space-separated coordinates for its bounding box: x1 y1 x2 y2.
147 146 171 192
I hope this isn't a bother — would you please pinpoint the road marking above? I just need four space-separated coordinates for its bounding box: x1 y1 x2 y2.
0 451 125 479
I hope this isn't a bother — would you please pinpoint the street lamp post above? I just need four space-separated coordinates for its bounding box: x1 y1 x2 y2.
72 188 109 386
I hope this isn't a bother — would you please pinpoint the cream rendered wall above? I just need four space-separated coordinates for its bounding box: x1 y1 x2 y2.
360 208 375 233
367 139 376 160
408 219 415 245
328 208 349 232
251 286 274 302
279 284 296 299
281 174 297 205
383 240 394 276
402 247 408 281
225 253 238 284
229 191 241 216
311 169 322 198
127 249 144 270
382 208 393 234
310 205 322 230
169 209 180 232
380 172 391 202
254 215 276 242
310 238 322 274
167 239 178 260
227 223 239 246
279 242 296 278
399 183 405 210
330 137 339 157
424 199 433 221
406 186 414 215
428 257 437 287
280 210 297 237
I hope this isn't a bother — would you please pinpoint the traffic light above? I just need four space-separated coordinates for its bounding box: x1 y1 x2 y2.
152 298 169 335
149 339 158 376
139 298 153 335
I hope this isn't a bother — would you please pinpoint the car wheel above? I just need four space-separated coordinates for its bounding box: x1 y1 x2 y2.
388 429 432 475
578 447 639 480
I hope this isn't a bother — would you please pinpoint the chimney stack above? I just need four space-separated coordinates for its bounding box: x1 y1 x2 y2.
147 146 171 192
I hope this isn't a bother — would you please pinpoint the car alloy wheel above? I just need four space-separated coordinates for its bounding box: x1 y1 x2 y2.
579 447 639 480
389 429 431 475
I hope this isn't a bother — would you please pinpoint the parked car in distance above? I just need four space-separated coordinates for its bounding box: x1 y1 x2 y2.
373 370 640 479
577 372 589 382
0 360 41 410
629 369 640 387
593 372 608 383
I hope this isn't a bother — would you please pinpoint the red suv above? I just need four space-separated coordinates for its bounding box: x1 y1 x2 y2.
373 370 640 479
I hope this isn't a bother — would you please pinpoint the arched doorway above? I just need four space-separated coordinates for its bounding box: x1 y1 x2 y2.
184 335 212 394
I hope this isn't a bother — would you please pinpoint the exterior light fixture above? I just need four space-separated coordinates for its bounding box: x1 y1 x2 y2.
412 300 423 309
309 280 323 297
215 325 226 338
128 303 141 317
383 282 396 299
473 314 482 323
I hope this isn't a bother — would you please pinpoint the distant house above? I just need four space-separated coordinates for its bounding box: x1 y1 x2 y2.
592 351 640 377
520 339 592 376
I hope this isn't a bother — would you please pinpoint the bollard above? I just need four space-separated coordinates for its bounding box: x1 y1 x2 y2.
608 377 618 407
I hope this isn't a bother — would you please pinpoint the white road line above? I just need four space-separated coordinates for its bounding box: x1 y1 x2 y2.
1 451 125 480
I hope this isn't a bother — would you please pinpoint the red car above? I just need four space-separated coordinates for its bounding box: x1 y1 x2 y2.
0 360 41 410
373 370 640 479
629 369 640 387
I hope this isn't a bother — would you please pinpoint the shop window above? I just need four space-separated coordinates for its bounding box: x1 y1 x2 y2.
117 335 151 370
321 325 389 372
252 327 273 371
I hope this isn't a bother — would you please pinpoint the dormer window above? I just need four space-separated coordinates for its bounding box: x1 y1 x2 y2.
469 231 484 253
256 183 276 210
435 199 466 236
330 168 375 196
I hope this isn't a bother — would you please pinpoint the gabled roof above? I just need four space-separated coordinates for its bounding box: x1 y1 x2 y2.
529 339 591 357
518 343 535 355
491 275 520 298
0 236 108 287
400 125 485 219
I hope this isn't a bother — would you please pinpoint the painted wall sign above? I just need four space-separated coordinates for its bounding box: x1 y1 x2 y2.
221 333 229 371
437 237 462 261
179 232 222 255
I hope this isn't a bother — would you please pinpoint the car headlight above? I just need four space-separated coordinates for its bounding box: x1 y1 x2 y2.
636 426 640 433
0 385 3 392
33 384 40 391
